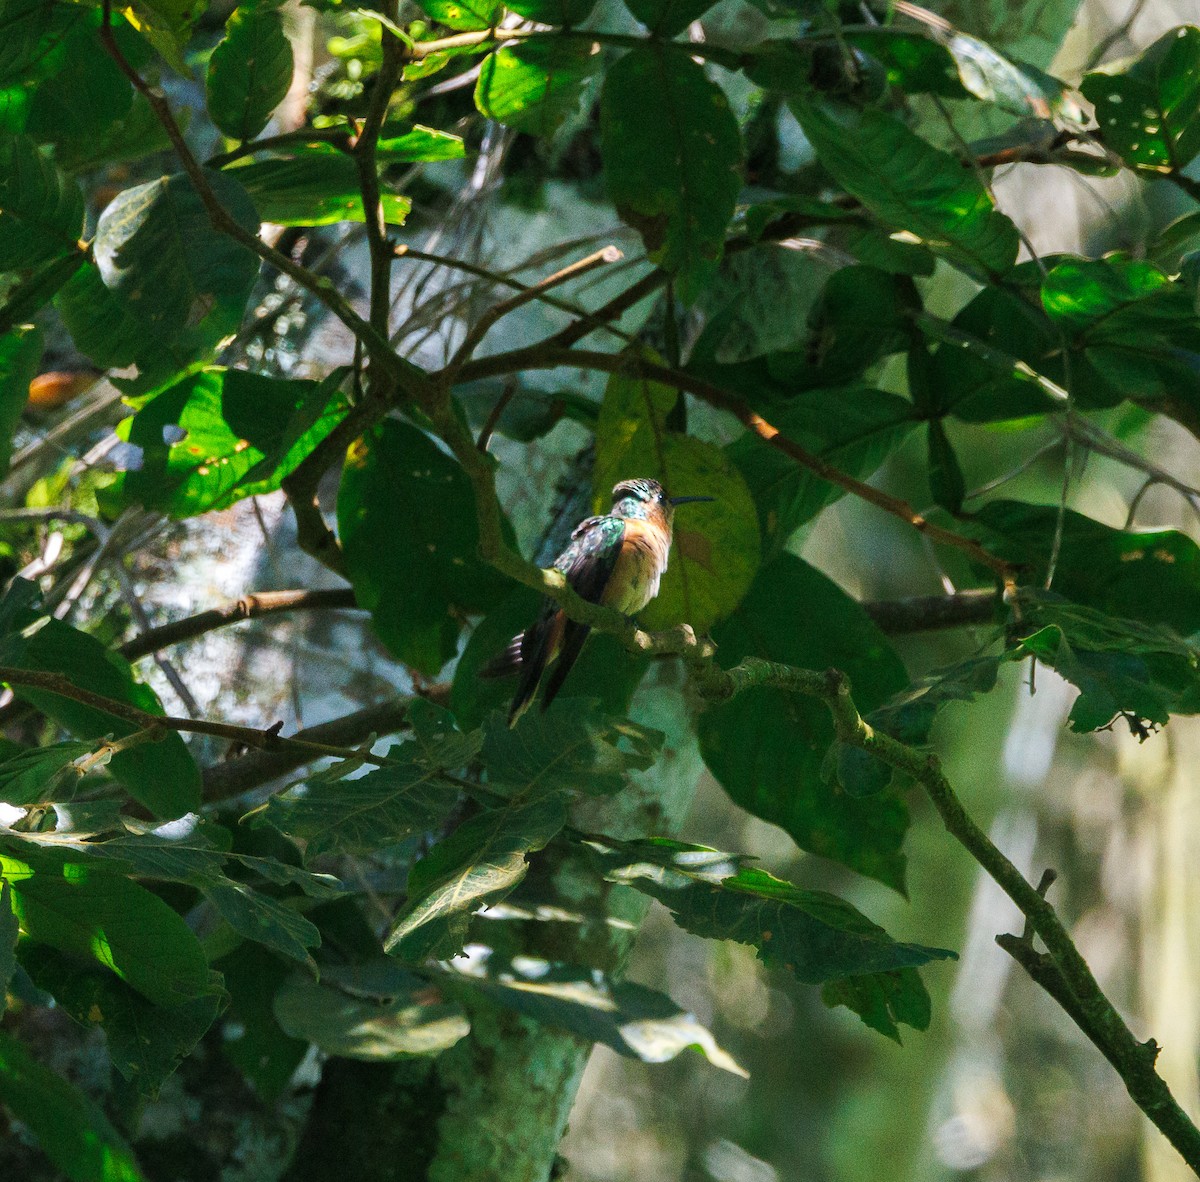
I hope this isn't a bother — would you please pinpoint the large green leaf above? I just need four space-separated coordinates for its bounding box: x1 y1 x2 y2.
600 45 742 302
726 385 917 560
104 367 350 518
19 944 221 1097
790 100 1019 279
0 847 216 1008
274 974 469 1058
696 555 911 889
591 361 760 631
475 40 599 137
0 739 96 805
505 0 596 23
0 618 201 818
385 795 568 962
0 323 41 476
0 1031 145 1182
0 133 84 269
622 0 717 37
1039 256 1200 408
1082 25 1200 174
207 4 294 142
444 948 747 1073
337 419 510 675
55 261 146 371
590 836 953 1037
231 153 411 226
93 170 261 356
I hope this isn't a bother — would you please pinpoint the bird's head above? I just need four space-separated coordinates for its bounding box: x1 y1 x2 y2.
610 478 714 525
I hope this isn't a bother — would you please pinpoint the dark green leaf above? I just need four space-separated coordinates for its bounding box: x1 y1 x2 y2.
385 796 568 961
232 154 412 225
926 419 965 513
122 0 200 75
455 380 597 443
844 30 965 98
274 974 470 1058
0 617 201 818
0 1030 146 1182
475 40 599 137
207 5 294 142
505 0 596 23
0 880 16 1016
592 836 954 991
0 323 41 476
623 0 716 37
0 252 83 337
601 45 742 302
822 967 931 1043
592 361 760 630
790 100 1019 278
834 743 893 798
445 948 747 1073
205 881 321 969
1082 26 1200 173
104 368 350 518
0 133 84 269
93 170 261 358
481 699 662 797
337 420 510 675
53 94 174 173
870 650 1004 745
697 555 911 889
55 261 146 371
0 847 216 1007
0 739 95 805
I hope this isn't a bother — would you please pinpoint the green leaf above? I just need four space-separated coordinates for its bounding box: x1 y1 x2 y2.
790 100 1019 279
591 837 954 1002
0 133 84 269
600 45 742 302
0 617 201 818
481 699 662 797
455 380 598 443
475 40 599 137
337 420 510 675
19 944 221 1097
1039 256 1200 409
93 170 261 358
414 0 502 31
273 974 470 1058
207 5 294 142
822 967 932 1043
939 30 1076 120
0 1030 146 1182
233 152 412 225
386 796 567 961
505 0 596 23
0 739 96 805
55 261 147 371
0 252 83 338
0 847 216 1008
205 881 321 969
870 650 1004 745
591 361 760 631
377 124 465 162
53 94 174 173
926 419 965 514
444 948 747 1074
118 0 202 75
104 368 350 518
0 323 42 476
697 555 911 889
0 879 16 1016
843 30 965 98
725 385 916 560
623 0 717 37
452 587 649 729
260 753 461 858
1082 26 1200 174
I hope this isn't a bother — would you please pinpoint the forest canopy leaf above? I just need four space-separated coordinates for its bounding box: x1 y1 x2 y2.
0 133 84 270
206 4 294 142
475 40 599 137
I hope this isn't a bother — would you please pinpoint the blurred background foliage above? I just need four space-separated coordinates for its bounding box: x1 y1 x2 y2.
1 0 1200 1178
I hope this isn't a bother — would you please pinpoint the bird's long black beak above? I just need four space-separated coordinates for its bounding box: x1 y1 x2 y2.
669 495 715 506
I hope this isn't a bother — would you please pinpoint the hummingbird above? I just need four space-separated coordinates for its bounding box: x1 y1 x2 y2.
484 478 714 725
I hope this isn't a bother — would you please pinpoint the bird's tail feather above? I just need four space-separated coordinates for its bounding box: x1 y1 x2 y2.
480 632 523 679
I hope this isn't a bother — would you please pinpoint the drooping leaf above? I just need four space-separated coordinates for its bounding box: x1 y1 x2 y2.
444 946 747 1074
600 45 742 302
822 967 932 1043
93 170 261 359
0 616 201 818
274 974 470 1058
591 837 954 1008
19 944 221 1097
104 367 350 518
725 385 917 560
0 1030 146 1182
0 323 42 476
0 847 216 1008
230 153 411 226
591 361 760 631
481 699 662 798
475 39 599 137
207 4 294 142
337 420 510 675
790 100 1019 279
0 133 84 270
696 555 911 889
926 419 965 513
622 0 717 37
1082 26 1200 174
385 796 568 962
